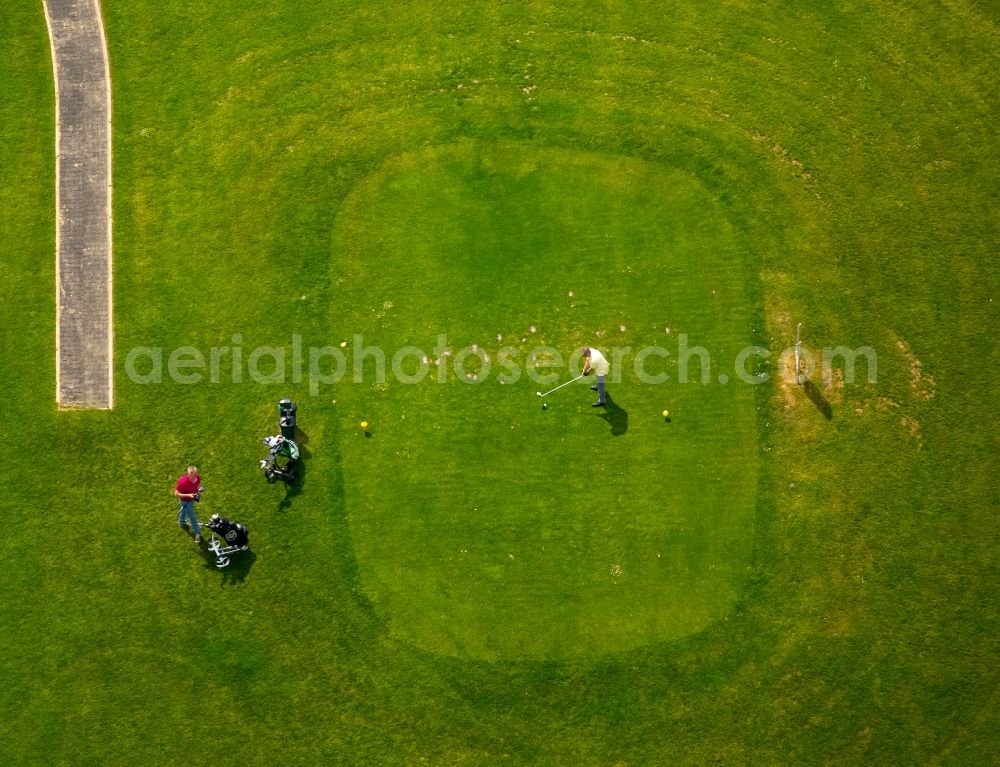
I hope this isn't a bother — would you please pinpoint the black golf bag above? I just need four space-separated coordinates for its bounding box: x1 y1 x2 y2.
204 514 249 568
278 398 297 439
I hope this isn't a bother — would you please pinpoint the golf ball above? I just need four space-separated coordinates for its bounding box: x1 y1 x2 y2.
662 410 669 418
542 403 548 410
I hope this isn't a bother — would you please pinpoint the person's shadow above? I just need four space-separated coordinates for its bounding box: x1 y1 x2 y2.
594 392 629 436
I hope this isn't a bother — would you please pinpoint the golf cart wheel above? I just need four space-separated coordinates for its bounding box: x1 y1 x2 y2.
215 557 230 568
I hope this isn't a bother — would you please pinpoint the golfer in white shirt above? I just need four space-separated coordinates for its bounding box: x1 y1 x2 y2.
581 347 609 407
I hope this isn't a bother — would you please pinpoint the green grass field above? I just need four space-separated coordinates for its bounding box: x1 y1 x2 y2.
1 1 998 764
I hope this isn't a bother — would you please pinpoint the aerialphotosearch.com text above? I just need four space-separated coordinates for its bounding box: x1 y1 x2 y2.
124 334 878 395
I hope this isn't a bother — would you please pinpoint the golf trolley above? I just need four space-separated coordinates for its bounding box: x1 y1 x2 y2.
260 398 300 484
204 514 249 568
260 434 299 483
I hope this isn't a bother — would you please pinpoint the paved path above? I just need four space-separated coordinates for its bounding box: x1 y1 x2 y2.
44 0 113 409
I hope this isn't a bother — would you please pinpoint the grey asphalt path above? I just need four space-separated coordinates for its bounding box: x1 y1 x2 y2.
44 0 113 409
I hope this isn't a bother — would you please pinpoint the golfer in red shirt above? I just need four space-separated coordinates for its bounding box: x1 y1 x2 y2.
175 465 202 543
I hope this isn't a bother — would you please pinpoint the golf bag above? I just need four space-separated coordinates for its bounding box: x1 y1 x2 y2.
260 434 299 484
278 398 297 439
204 514 249 568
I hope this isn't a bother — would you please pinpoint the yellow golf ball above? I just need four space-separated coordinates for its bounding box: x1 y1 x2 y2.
662 410 669 418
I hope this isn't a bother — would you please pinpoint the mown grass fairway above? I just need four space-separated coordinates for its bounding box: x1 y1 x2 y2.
1 1 998 765
335 141 760 660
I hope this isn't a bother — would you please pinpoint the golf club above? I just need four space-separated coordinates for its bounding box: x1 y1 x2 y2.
536 374 585 398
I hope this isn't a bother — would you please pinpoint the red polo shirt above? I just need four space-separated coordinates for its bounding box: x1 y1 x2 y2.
176 473 201 498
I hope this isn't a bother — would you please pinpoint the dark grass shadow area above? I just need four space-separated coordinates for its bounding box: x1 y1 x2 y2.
201 546 257 585
802 379 833 420
594 392 629 436
277 457 306 511
293 425 310 447
277 426 310 511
